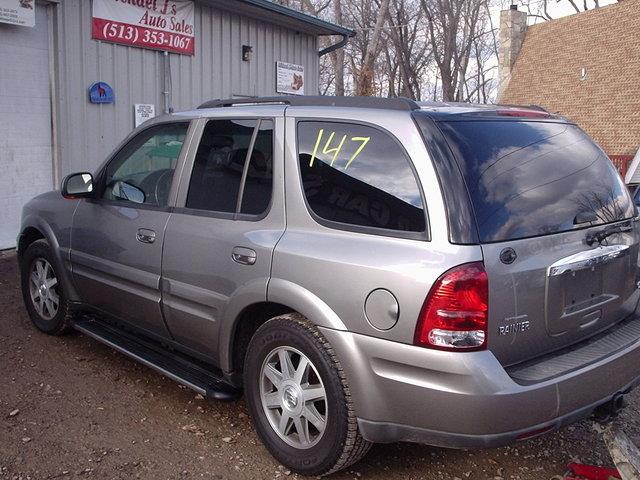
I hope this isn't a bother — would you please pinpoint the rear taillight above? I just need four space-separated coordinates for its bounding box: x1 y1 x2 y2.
414 262 488 351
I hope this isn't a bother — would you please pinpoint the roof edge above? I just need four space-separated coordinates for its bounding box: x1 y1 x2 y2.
235 0 355 37
527 0 631 30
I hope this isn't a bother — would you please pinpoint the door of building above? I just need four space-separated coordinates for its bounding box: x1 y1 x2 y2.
0 6 54 249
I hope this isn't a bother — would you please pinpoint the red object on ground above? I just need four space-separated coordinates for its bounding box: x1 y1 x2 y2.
565 462 621 480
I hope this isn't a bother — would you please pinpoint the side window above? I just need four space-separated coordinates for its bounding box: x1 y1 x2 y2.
297 121 426 233
186 119 273 216
102 123 188 207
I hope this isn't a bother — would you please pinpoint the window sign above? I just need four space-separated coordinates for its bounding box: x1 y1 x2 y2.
92 0 195 55
0 0 35 27
276 61 305 96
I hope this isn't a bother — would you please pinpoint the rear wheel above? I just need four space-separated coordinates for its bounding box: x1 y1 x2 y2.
243 313 371 476
20 239 74 335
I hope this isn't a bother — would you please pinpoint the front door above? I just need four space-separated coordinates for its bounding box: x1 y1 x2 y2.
71 121 191 339
161 115 284 361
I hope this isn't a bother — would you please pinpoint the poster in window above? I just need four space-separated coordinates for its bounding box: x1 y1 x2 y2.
276 61 305 96
92 0 195 55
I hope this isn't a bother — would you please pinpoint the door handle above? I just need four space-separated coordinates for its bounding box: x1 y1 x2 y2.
232 247 256 265
136 228 157 244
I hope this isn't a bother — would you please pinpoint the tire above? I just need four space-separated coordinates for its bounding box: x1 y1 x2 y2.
243 313 371 476
20 239 74 335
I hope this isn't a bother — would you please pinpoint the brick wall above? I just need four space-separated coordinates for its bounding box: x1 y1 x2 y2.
499 0 640 158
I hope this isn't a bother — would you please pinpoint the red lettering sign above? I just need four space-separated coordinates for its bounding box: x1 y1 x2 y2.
92 0 195 55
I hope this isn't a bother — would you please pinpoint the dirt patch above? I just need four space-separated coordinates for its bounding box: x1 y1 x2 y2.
1 250 638 479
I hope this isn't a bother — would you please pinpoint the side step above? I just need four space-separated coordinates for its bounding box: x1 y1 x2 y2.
74 318 240 401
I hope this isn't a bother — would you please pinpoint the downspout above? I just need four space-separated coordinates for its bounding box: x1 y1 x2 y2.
318 34 350 57
163 51 172 114
47 1 60 188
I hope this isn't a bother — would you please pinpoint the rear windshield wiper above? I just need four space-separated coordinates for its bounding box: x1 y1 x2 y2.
586 222 633 246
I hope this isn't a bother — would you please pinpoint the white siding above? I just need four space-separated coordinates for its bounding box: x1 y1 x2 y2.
53 0 319 176
0 6 53 249
625 148 640 185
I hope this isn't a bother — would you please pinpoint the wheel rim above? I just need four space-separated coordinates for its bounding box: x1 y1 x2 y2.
259 346 328 449
28 258 60 321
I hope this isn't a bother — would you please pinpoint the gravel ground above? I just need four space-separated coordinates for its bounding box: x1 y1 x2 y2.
2 249 639 480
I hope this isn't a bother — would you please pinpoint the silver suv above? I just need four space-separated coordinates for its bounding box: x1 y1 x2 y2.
18 96 640 475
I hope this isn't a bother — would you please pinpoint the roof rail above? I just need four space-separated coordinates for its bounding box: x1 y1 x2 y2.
197 96 420 111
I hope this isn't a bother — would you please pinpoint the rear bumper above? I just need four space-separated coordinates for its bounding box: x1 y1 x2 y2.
356 380 639 448
319 321 640 448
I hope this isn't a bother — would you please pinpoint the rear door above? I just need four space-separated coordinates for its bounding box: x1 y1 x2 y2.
436 119 640 366
161 113 284 362
71 121 191 339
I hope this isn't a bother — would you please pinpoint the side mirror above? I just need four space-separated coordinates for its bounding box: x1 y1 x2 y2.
112 180 145 204
62 172 94 198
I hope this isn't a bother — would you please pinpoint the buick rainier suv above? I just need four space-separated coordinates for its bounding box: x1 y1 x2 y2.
18 96 640 475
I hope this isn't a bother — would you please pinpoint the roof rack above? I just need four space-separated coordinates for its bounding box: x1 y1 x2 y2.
197 96 420 111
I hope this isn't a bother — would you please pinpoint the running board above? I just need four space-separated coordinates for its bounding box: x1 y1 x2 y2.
73 318 240 401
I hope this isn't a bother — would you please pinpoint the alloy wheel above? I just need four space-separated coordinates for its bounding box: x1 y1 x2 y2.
28 258 59 320
259 346 328 449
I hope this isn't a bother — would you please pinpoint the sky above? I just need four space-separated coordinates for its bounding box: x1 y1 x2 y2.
502 0 618 24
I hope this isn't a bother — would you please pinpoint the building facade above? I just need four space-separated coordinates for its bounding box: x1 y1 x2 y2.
497 0 640 180
0 0 352 249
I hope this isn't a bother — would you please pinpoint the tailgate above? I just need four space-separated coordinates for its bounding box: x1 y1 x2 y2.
430 118 640 365
483 225 640 366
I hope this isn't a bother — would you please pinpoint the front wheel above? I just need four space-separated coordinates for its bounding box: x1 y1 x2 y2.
243 313 371 476
20 239 74 335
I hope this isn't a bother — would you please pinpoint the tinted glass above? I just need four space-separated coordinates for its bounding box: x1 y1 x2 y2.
438 121 634 242
103 123 188 206
297 121 425 233
241 121 273 215
186 119 273 215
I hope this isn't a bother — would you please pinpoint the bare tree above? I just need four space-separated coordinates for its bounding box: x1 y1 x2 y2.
275 0 498 102
419 0 487 101
385 0 432 100
355 0 391 95
330 0 346 95
520 0 615 21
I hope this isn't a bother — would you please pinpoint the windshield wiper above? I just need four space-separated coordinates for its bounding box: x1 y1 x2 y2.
586 222 633 246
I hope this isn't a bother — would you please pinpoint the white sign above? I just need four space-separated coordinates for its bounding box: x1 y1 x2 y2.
92 0 195 55
276 61 305 96
134 104 156 128
0 0 35 27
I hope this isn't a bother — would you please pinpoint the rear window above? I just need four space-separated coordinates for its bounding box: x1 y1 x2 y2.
297 121 426 235
437 121 634 243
